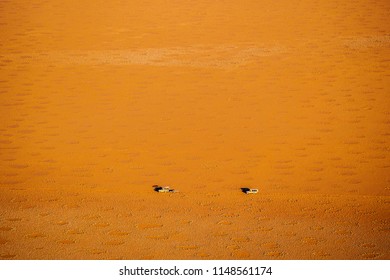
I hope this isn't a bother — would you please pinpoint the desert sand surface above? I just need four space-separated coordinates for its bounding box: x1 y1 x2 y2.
0 0 389 259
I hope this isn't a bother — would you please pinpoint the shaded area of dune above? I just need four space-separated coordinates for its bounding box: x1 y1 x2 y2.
0 187 389 259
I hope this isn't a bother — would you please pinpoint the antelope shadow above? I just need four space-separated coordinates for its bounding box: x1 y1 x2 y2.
241 187 250 194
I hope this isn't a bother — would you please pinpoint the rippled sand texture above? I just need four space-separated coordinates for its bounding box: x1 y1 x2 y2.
0 0 389 259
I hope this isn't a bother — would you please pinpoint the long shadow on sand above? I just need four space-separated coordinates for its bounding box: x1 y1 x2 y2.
152 185 163 192
241 188 250 194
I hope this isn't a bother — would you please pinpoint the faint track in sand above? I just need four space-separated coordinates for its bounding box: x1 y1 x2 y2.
1 44 287 69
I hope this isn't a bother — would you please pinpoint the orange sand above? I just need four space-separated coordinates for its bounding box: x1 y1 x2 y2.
0 0 389 259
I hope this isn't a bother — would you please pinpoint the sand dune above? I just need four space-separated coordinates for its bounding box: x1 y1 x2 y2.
0 0 389 259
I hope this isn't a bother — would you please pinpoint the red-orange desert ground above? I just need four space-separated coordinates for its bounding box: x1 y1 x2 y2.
0 0 389 259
